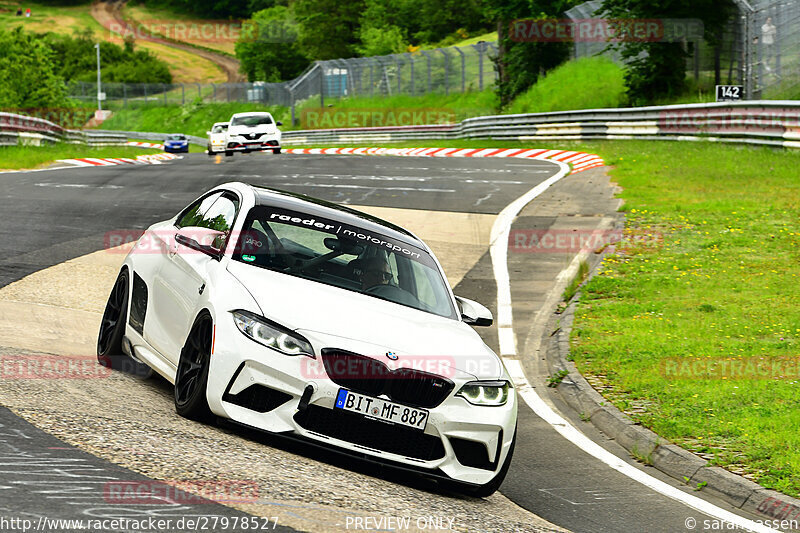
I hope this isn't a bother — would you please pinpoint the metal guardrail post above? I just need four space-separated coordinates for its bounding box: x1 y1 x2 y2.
182 84 185 105
163 84 167 105
144 84 148 104
123 83 127 109
197 83 201 100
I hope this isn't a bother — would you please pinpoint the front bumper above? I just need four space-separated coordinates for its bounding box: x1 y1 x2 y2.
226 138 281 152
207 317 517 486
164 144 189 153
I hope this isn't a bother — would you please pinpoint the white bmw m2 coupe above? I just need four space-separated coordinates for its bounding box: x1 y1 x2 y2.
97 182 517 496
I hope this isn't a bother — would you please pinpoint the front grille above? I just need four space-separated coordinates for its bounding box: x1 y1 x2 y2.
321 349 454 409
222 384 292 413
242 132 264 140
294 405 445 461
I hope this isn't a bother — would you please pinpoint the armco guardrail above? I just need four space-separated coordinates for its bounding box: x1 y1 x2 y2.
0 112 128 147
90 130 206 146
280 101 800 149
6 102 799 151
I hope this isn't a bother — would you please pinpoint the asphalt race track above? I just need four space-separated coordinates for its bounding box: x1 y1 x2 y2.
0 152 773 532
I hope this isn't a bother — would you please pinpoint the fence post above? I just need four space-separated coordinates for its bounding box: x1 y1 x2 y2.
182 83 185 105
123 83 127 109
439 48 450 96
289 87 296 126
144 83 148 104
197 83 201 101
420 50 432 93
408 53 415 95
396 57 402 94
487 43 499 82
227 84 231 102
472 43 484 90
369 60 374 96
163 84 167 105
320 64 325 107
454 46 466 92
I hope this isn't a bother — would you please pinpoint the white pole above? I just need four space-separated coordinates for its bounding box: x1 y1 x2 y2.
95 43 102 111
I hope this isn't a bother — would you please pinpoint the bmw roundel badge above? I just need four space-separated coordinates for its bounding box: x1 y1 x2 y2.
386 351 399 361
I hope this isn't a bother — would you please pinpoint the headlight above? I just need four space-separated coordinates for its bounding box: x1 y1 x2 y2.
456 380 510 406
232 310 314 358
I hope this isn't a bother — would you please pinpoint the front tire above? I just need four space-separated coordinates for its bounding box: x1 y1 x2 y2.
174 313 213 421
97 269 129 362
225 150 233 157
272 148 281 154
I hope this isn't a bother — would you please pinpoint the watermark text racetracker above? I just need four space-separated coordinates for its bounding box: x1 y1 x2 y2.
301 108 456 129
301 354 502 381
1 354 110 380
104 480 259 504
509 228 662 253
107 19 296 44
510 17 703 42
662 357 800 380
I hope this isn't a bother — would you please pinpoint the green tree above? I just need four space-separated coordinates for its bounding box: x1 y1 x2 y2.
481 0 577 108
236 6 309 81
0 28 68 109
600 0 736 105
45 28 172 84
356 25 406 56
293 0 365 60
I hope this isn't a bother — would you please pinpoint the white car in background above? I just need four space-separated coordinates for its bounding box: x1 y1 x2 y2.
225 112 282 156
206 122 229 155
96 182 517 496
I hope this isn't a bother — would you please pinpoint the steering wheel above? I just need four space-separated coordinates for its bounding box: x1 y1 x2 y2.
365 284 420 307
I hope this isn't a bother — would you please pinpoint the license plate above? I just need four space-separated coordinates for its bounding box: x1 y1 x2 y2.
335 389 428 431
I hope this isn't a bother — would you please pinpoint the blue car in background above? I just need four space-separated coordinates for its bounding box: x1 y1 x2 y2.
164 134 189 153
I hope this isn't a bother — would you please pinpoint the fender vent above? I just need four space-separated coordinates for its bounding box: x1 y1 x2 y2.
223 385 292 413
449 433 502 471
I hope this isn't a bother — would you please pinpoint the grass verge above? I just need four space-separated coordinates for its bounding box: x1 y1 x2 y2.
568 141 800 496
286 137 800 496
99 101 289 137
295 90 497 129
0 144 162 170
506 56 626 114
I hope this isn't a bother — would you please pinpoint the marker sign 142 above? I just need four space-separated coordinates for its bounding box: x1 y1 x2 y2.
716 85 743 101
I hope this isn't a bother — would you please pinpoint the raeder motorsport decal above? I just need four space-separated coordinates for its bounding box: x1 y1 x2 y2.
264 208 432 265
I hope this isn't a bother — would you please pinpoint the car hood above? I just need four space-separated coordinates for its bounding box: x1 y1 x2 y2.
227 261 503 380
228 124 279 135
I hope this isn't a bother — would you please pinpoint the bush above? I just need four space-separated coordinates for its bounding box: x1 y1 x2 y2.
0 28 69 108
45 29 172 84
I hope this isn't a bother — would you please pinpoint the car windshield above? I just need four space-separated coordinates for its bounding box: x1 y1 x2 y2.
167 134 186 140
231 115 273 127
232 206 457 319
211 125 228 133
